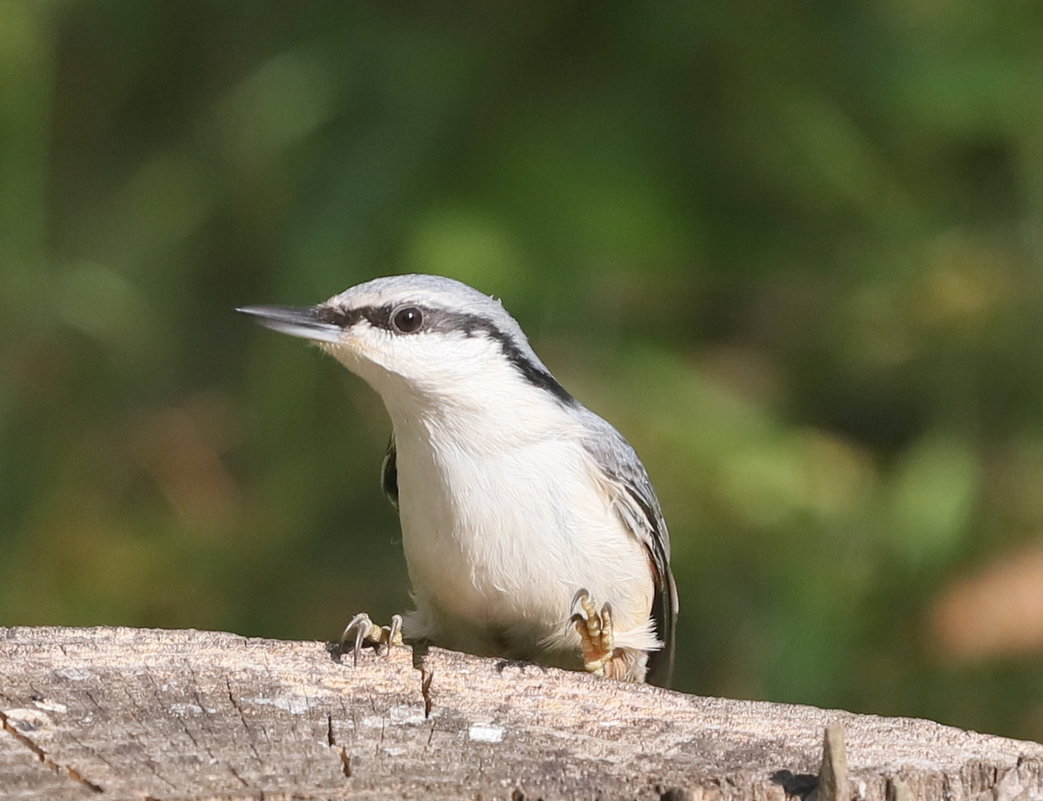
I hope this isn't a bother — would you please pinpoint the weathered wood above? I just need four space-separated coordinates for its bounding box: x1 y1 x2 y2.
0 627 1040 800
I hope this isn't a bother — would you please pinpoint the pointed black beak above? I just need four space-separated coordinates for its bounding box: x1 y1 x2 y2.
237 305 343 344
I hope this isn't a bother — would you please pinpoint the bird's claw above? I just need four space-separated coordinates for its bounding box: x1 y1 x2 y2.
570 589 615 676
340 612 403 666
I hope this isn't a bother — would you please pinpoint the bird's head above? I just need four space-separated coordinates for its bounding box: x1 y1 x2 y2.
239 274 574 418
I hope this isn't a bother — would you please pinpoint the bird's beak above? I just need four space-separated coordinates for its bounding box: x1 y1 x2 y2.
237 305 344 345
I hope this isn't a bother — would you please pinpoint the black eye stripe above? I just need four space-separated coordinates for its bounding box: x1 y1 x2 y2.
314 305 400 330
315 302 576 406
314 305 356 327
317 304 452 334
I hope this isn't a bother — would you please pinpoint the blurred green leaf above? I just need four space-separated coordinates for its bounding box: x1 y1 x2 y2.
886 432 978 569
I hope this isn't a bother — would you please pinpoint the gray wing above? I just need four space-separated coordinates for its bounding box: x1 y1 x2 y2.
381 434 399 509
579 409 678 688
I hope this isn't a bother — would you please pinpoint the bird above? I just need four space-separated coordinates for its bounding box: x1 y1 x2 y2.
239 274 677 686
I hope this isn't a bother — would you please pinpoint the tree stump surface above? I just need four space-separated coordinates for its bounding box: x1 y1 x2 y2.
0 626 1040 801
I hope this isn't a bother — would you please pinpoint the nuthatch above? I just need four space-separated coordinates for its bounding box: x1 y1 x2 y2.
240 274 677 685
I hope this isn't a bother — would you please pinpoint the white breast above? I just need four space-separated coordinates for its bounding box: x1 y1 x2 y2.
391 411 656 660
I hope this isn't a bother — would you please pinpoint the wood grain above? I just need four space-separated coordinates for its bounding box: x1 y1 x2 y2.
1 627 1040 800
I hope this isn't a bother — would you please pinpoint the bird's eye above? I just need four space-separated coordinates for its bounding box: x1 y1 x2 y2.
391 306 423 334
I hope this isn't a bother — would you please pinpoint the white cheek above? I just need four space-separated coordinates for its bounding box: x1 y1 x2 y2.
326 331 497 395
323 334 400 387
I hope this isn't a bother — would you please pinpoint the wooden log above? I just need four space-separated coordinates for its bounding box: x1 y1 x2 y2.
1 626 1040 800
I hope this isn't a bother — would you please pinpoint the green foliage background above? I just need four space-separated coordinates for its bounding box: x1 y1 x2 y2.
2 2 1042 740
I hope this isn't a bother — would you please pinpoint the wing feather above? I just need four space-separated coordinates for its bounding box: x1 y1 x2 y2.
579 411 678 687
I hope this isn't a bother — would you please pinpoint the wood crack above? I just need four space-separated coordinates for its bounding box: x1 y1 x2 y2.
2 627 1041 800
420 665 434 718
225 675 263 765
322 710 353 780
0 707 103 793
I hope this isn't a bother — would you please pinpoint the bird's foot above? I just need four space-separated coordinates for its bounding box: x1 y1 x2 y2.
339 612 403 666
570 589 619 677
